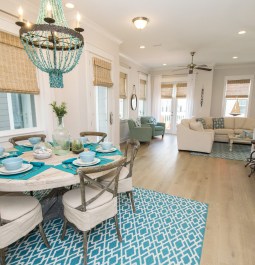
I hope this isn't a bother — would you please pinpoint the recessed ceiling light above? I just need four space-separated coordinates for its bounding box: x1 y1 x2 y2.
65 3 74 8
140 45 145 49
233 56 238 59
162 63 167 66
238 30 246 35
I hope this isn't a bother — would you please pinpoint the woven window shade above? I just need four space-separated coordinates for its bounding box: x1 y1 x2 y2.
161 83 173 99
119 72 127 99
0 31 39 94
176 83 187 98
226 79 250 98
139 79 146 100
93 57 113 88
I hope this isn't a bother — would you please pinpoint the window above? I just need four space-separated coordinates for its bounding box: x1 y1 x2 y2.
0 93 37 131
224 78 251 117
119 72 127 119
139 79 146 116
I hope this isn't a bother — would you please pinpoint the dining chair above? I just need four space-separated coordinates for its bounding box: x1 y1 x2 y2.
9 134 46 147
79 131 107 144
99 139 140 213
61 157 126 265
0 194 50 265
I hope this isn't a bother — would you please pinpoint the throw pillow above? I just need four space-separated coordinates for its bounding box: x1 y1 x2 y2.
135 117 141 127
189 121 204 131
213 117 224 129
148 117 157 125
196 118 206 129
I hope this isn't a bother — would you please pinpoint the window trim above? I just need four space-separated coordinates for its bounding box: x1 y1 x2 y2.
222 75 254 117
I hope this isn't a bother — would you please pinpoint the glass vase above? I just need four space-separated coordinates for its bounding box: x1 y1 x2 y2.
52 116 70 155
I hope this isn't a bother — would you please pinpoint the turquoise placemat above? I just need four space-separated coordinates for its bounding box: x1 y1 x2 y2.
0 162 52 180
15 145 33 152
55 157 114 174
0 151 23 162
86 144 123 157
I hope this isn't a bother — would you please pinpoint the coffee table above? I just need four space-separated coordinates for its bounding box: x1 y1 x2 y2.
228 134 252 151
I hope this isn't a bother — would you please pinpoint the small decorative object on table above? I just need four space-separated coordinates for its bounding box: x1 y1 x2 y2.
50 101 70 155
72 139 84 154
33 142 53 160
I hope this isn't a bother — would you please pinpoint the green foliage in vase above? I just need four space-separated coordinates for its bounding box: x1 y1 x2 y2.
72 141 83 151
50 101 67 118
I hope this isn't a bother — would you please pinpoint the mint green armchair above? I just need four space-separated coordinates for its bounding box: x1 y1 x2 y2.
140 116 165 138
128 119 152 142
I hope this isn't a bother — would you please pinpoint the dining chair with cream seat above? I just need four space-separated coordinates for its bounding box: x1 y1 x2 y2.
0 194 50 265
9 134 46 147
99 139 140 213
79 131 107 144
61 157 126 265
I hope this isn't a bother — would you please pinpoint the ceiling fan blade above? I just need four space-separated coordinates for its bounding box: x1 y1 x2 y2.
195 67 212 71
197 64 209 68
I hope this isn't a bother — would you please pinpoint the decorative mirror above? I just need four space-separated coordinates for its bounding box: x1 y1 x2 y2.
131 94 137 110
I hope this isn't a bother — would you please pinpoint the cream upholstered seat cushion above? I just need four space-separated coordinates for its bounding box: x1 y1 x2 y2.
214 128 234 135
99 167 129 182
63 185 113 211
0 195 40 222
189 121 204 131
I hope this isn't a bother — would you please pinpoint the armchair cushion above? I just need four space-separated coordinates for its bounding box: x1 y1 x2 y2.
155 126 164 131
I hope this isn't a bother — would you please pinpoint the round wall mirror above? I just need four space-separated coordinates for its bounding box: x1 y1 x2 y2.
131 94 137 110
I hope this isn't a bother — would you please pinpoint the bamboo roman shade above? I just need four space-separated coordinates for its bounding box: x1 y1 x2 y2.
0 31 39 94
93 57 113 88
226 79 251 98
161 83 173 99
119 72 127 99
176 83 187 98
139 79 146 100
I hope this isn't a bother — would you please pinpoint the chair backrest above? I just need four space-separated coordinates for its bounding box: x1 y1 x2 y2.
124 139 140 178
77 157 126 212
128 119 136 129
140 116 153 124
9 134 46 147
80 131 107 144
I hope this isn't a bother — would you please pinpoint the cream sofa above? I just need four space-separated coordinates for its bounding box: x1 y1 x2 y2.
177 117 255 153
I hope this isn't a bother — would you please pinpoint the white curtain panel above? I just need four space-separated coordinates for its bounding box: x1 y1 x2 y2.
186 74 196 118
152 75 162 120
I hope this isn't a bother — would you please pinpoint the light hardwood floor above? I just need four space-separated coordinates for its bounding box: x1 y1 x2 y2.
127 134 255 265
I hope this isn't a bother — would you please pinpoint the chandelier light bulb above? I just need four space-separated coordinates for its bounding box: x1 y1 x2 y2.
76 12 81 28
26 21 31 28
47 2 52 18
18 6 23 22
132 17 149 30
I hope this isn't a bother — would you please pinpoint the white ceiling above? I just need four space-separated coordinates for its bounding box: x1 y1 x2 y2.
3 0 255 70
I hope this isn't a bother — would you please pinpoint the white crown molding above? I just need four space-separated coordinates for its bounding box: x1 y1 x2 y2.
215 62 255 70
119 52 151 72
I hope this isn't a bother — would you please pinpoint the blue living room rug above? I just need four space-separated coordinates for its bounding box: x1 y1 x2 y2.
6 188 208 265
190 142 251 161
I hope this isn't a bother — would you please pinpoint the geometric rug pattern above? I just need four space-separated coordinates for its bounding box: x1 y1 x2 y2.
6 188 208 265
190 142 251 161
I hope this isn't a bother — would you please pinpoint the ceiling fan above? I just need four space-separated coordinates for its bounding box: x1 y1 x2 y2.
174 52 212 74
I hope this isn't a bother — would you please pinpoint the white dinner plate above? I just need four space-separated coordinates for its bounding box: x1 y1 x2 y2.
22 143 33 148
0 153 9 159
0 164 33 175
73 158 100 167
96 147 116 153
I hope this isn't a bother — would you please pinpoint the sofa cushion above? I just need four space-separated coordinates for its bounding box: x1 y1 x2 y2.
234 117 246 129
213 118 224 129
224 117 235 129
243 118 255 130
203 117 213 129
190 121 204 131
155 126 164 131
214 128 234 135
196 118 206 128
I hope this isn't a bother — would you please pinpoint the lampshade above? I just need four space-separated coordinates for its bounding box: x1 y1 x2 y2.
132 17 149 30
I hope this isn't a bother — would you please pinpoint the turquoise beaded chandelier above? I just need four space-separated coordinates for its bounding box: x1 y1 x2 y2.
15 0 84 88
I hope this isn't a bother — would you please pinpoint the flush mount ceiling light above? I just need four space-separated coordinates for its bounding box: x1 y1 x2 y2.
139 45 145 49
162 63 167 66
65 3 75 8
132 17 149 29
238 30 246 35
15 0 84 88
233 56 238 59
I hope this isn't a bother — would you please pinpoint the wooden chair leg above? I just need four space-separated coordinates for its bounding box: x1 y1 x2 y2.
0 249 6 265
38 223 51 249
83 231 88 265
129 191 136 213
114 215 122 242
126 192 130 198
61 217 68 241
30 191 33 196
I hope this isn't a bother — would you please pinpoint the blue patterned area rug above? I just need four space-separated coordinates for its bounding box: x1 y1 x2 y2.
6 188 208 265
190 142 251 161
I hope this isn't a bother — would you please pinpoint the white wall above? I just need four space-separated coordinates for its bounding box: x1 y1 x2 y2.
211 64 255 118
